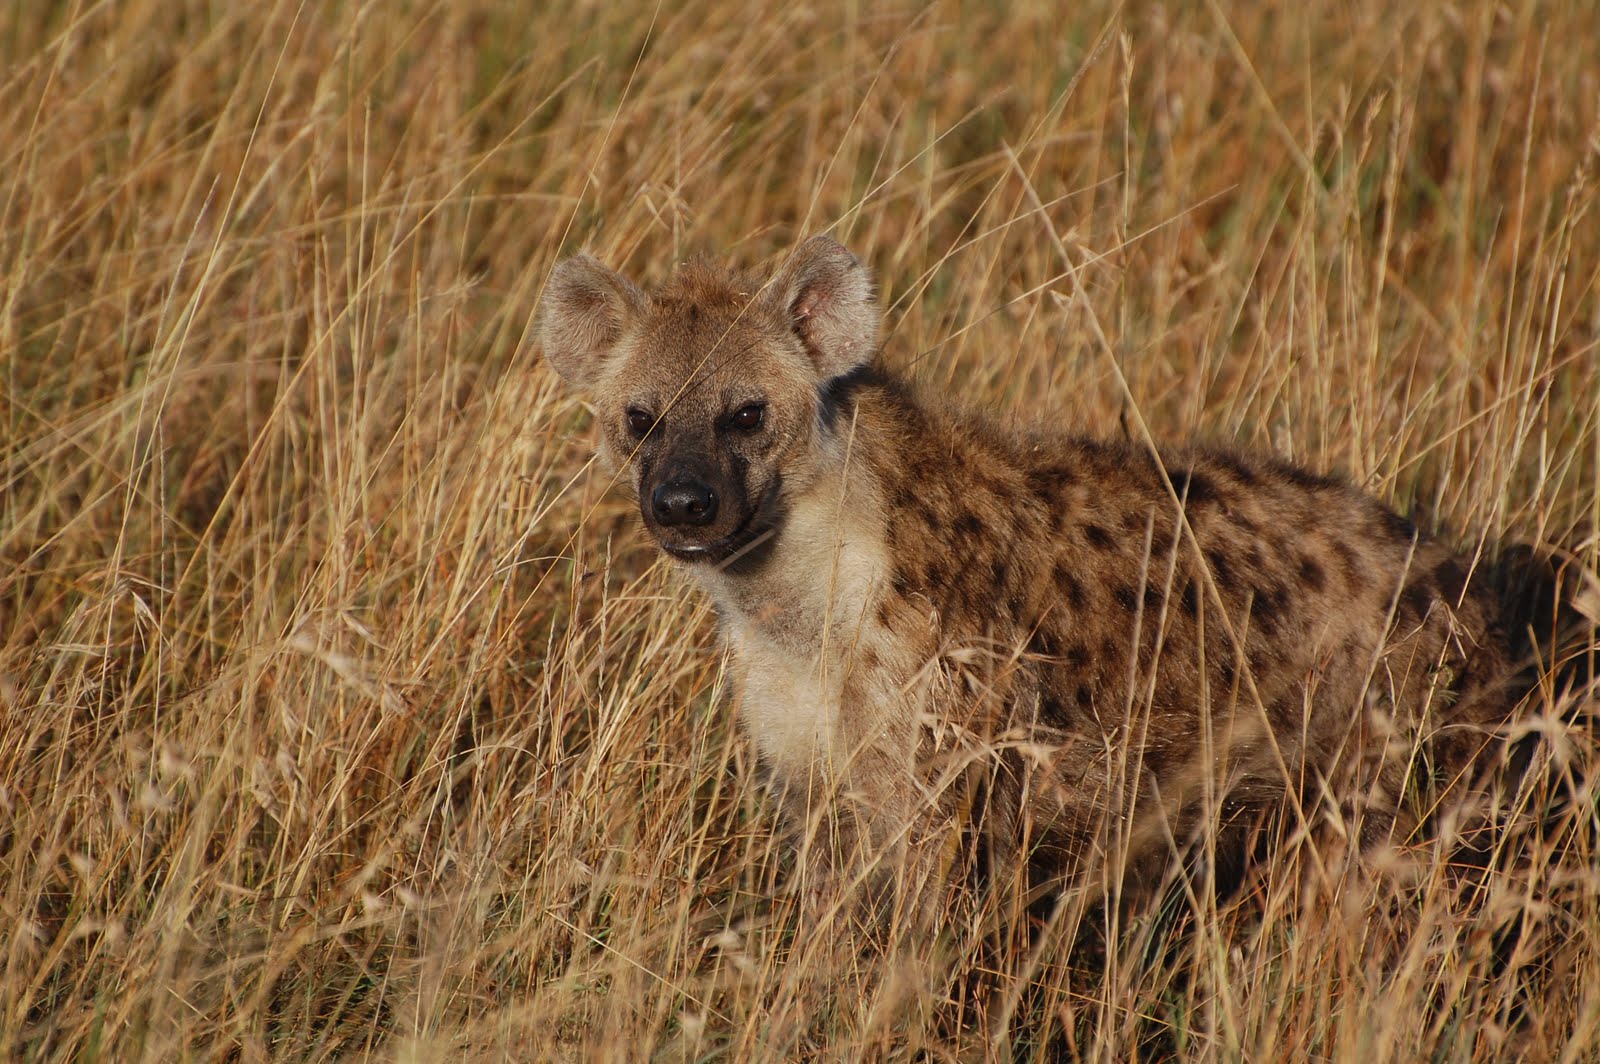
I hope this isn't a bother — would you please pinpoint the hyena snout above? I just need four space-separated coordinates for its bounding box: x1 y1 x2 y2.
638 454 762 563
651 477 719 527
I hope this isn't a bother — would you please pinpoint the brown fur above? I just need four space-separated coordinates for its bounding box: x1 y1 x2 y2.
539 236 1515 913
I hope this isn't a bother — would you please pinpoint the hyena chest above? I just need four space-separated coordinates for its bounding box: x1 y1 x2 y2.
707 508 905 782
728 636 844 778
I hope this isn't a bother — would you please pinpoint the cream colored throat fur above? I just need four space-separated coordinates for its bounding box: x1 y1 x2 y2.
693 458 890 784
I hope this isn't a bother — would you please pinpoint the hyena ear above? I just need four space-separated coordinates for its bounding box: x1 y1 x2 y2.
538 254 648 389
765 235 880 380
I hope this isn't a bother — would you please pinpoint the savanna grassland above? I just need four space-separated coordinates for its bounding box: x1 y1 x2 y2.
3 1 1599 1060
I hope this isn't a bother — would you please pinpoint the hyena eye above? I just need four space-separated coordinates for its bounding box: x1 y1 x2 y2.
730 403 765 431
626 408 655 437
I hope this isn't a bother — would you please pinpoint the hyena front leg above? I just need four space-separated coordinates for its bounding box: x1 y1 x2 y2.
767 741 936 932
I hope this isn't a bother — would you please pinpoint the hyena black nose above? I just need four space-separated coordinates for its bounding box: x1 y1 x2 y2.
652 480 719 527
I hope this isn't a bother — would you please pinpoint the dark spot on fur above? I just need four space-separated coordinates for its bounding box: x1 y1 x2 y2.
1400 582 1435 619
1026 464 1074 501
1274 461 1343 493
1120 510 1145 535
1433 558 1467 603
1064 643 1089 668
1180 581 1199 617
877 602 895 627
1143 585 1165 613
817 364 882 432
1204 548 1235 588
990 559 1009 588
1251 584 1288 634
1331 541 1362 587
1379 508 1417 543
1298 555 1326 592
1028 629 1061 658
1140 745 1169 778
1219 657 1237 687
1168 469 1218 505
1054 562 1086 609
1114 585 1139 612
1100 636 1120 660
917 501 943 531
1041 694 1071 724
891 567 915 599
1083 524 1115 551
1210 452 1260 486
956 512 984 538
1075 684 1093 707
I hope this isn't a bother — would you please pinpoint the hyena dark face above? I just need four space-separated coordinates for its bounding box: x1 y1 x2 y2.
538 238 879 565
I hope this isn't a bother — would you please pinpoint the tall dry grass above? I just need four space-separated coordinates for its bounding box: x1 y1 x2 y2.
2 0 1598 1059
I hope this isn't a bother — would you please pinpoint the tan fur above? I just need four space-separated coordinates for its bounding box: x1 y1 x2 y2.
539 236 1515 909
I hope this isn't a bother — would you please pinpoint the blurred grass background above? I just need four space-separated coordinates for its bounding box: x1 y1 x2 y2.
2 0 1598 1059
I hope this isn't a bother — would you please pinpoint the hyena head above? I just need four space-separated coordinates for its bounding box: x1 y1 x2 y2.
539 235 879 565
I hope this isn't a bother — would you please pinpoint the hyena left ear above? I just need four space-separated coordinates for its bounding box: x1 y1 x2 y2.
538 254 648 390
765 235 880 380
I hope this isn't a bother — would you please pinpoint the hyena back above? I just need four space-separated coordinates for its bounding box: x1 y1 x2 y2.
539 235 1513 909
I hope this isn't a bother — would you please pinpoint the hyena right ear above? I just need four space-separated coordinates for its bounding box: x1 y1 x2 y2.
538 254 648 389
765 235 880 380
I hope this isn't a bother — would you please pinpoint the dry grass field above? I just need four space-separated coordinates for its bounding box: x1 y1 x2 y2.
3 1 1599 1060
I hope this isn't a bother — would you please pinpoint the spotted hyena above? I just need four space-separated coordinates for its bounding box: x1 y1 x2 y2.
538 235 1515 913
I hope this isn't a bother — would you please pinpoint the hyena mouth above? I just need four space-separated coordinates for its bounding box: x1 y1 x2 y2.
659 523 775 565
657 480 783 567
